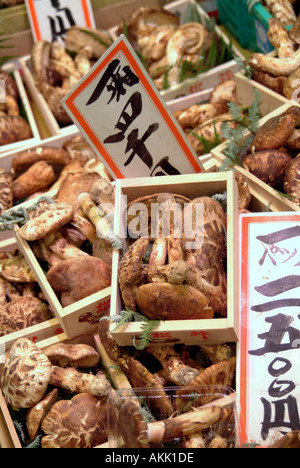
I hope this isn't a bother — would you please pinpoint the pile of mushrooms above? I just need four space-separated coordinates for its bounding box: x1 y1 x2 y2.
0 134 109 212
236 105 300 205
0 338 113 448
0 249 53 336
248 16 300 100
118 190 228 321
14 170 116 307
30 26 113 125
0 69 32 147
118 6 228 90
99 318 237 448
173 80 238 155
10 165 114 307
263 0 297 27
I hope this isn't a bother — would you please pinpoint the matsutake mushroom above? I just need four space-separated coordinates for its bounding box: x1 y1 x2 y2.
0 296 52 337
116 395 227 448
0 338 113 409
0 168 13 213
284 153 300 204
18 201 74 242
43 343 100 368
41 393 109 448
26 389 59 442
46 255 112 306
0 338 53 409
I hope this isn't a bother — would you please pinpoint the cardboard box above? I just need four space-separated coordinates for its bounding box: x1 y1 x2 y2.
110 171 240 347
211 103 300 213
0 61 40 154
0 238 63 353
109 0 244 101
0 332 110 449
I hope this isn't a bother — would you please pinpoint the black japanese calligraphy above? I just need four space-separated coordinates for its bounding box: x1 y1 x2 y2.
249 313 300 356
255 276 300 297
261 396 300 439
49 0 76 42
86 59 140 105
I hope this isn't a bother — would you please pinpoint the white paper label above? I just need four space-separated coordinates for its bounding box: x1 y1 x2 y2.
239 212 300 447
25 0 95 42
62 35 202 180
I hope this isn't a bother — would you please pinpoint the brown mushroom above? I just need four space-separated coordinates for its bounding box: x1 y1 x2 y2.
0 296 52 336
41 393 108 448
283 153 300 204
0 338 53 409
12 146 71 175
26 389 59 441
248 48 300 77
46 255 112 306
43 343 100 368
0 115 32 146
252 70 286 95
56 171 101 210
117 397 225 448
242 150 293 187
13 161 55 201
98 318 173 418
0 251 36 283
0 168 13 213
234 172 252 210
268 18 296 58
49 366 112 398
270 431 300 448
136 282 214 320
145 345 201 386
247 106 300 152
18 201 74 241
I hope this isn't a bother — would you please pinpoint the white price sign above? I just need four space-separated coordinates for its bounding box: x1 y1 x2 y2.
238 212 300 447
62 35 203 180
25 0 95 42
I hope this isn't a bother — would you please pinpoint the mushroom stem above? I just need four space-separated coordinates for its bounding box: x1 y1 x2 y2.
50 366 113 399
148 405 223 442
145 345 200 386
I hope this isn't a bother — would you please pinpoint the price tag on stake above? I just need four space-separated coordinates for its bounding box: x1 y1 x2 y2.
238 212 300 447
25 0 95 43
62 35 203 180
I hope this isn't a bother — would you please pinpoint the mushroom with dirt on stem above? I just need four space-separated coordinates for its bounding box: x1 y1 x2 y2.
115 391 233 448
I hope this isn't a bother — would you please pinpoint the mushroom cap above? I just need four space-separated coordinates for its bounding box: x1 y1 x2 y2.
18 202 74 241
248 106 300 152
243 150 293 187
119 400 150 448
284 153 300 204
12 147 71 175
174 357 236 409
26 389 58 442
0 296 52 337
0 252 36 283
56 171 101 210
0 338 52 409
41 393 108 448
136 283 214 320
46 255 112 306
42 343 100 368
0 168 13 214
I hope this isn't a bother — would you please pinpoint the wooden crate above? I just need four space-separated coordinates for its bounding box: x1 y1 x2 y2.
0 62 40 155
0 332 111 449
109 0 244 101
235 69 292 116
211 103 300 213
0 238 63 353
110 171 240 346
